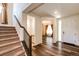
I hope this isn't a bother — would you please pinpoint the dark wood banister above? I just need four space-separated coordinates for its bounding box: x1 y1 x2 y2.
14 15 32 56
14 15 30 36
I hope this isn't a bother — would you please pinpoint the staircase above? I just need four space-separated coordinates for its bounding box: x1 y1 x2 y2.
0 26 26 56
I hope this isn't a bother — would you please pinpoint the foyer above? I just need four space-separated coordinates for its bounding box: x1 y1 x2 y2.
0 3 79 56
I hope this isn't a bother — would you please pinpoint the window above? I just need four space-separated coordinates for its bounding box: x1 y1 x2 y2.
47 25 53 36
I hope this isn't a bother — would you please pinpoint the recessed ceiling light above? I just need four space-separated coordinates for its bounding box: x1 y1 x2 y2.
55 15 61 18
54 11 61 18
54 11 58 14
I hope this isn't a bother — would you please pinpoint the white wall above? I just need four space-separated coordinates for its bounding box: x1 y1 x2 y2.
25 13 42 46
26 15 35 35
13 3 31 25
62 14 79 46
35 15 42 45
57 19 62 42
13 3 31 41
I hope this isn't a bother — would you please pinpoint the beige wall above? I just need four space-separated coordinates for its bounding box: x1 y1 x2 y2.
0 4 13 25
0 14 2 23
62 14 79 46
7 3 13 25
0 4 2 24
0 3 13 25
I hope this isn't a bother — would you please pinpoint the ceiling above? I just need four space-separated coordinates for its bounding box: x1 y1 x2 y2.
42 20 53 25
32 3 79 18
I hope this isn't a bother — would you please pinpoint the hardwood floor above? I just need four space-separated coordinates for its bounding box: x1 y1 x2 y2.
32 42 79 56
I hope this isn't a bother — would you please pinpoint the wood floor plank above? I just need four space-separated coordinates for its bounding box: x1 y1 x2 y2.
32 43 79 56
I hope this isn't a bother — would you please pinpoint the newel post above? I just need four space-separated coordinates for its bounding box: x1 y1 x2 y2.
29 35 32 56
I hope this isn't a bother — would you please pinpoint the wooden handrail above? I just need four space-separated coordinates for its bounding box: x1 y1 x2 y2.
14 15 30 36
14 15 32 56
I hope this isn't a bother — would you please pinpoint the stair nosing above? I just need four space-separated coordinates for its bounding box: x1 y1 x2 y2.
4 46 23 56
0 45 21 55
0 28 15 30
15 50 25 56
0 25 15 28
0 31 16 33
0 37 19 41
0 40 20 47
0 34 18 37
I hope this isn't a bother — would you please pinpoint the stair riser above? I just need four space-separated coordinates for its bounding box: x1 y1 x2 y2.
0 27 16 32
0 32 17 35
1 47 23 56
0 42 21 55
0 42 21 50
0 26 15 28
0 34 18 39
0 46 21 55
0 37 19 41
0 29 16 32
0 38 19 46
18 52 25 56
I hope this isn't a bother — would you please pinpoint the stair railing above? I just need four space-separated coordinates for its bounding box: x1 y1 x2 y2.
14 15 32 56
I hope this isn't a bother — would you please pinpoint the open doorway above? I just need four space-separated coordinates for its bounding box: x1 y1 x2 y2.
42 20 54 46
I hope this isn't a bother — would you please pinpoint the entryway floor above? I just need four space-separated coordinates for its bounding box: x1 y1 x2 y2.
32 42 79 56
43 36 53 46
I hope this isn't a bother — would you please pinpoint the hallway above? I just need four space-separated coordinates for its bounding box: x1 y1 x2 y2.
42 36 53 46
